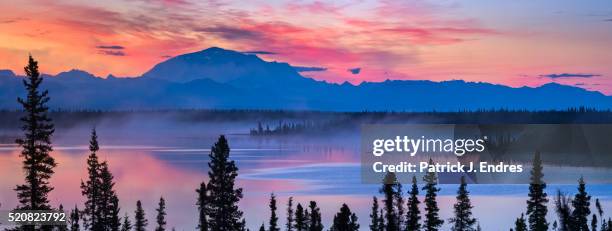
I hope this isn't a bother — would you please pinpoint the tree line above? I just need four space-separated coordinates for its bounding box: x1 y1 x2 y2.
4 56 612 231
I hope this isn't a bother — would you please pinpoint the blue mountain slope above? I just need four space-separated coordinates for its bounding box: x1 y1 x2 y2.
0 47 610 111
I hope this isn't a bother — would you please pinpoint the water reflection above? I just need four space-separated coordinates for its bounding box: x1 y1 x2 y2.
0 127 611 230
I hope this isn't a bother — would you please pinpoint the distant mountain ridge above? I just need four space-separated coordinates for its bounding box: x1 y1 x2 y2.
0 47 610 111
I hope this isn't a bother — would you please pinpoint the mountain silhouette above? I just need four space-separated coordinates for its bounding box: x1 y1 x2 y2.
0 47 611 111
142 47 315 89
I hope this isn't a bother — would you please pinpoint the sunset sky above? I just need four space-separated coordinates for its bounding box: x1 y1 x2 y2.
1 0 611 93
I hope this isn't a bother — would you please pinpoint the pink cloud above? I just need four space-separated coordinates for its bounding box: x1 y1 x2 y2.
285 1 343 15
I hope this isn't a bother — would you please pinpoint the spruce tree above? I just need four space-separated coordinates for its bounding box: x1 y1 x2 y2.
15 55 56 231
570 177 591 231
369 197 382 231
70 205 80 231
97 160 120 231
377 209 384 230
596 199 605 230
58 204 68 231
592 215 598 231
109 195 121 231
514 214 527 231
206 135 245 230
286 197 295 231
526 151 548 231
269 193 280 231
121 213 132 231
196 182 209 231
554 190 572 231
449 176 477 231
405 176 421 231
380 172 400 231
156 197 167 231
423 159 443 231
396 179 405 230
81 129 102 230
330 204 359 231
308 201 323 231
134 200 148 231
259 223 266 231
295 203 309 231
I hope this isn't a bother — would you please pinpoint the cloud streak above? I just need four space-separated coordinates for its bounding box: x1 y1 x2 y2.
292 66 327 72
98 50 126 56
541 73 601 79
96 45 125 50
243 51 277 55
196 26 262 40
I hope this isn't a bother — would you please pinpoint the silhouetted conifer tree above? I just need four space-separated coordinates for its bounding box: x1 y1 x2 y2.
380 172 401 231
58 204 68 231
99 161 120 231
330 204 359 231
449 176 477 231
259 223 266 231
269 193 280 231
81 129 102 230
396 180 405 230
120 213 132 231
554 190 572 231
423 159 443 231
592 215 598 231
196 182 209 231
295 203 309 231
570 177 591 231
514 214 527 231
15 55 56 231
308 201 323 231
134 200 148 231
378 210 384 228
70 205 80 231
206 135 245 230
406 176 421 231
155 197 167 231
286 197 295 231
369 197 382 231
109 196 121 231
527 151 548 231
596 199 605 230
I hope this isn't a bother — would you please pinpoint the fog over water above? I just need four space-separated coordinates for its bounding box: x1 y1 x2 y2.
0 113 611 230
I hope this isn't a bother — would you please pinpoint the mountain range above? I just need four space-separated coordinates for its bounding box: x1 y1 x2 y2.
1 47 610 111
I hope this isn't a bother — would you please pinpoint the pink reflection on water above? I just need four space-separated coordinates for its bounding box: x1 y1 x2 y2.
1 146 209 228
3 144 611 230
0 145 320 230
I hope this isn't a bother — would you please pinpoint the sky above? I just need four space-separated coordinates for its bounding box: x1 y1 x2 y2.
0 0 611 94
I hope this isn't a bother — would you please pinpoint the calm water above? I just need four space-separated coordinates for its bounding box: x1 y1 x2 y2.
1 120 611 230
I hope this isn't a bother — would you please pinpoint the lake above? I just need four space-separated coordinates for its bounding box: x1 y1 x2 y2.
1 117 611 230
